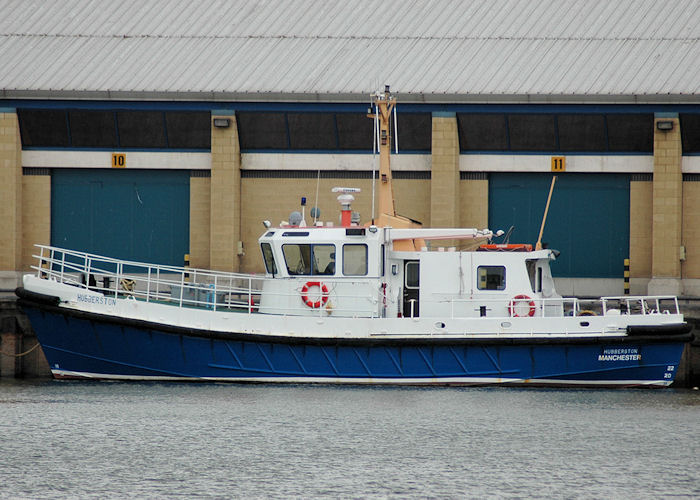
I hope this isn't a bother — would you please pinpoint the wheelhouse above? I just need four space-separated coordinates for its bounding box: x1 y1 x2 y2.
257 223 562 320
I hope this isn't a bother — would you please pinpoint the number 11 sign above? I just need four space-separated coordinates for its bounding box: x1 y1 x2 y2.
551 156 565 172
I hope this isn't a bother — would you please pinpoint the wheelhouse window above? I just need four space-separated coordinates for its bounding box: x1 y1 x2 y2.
261 243 277 275
343 244 367 276
477 266 506 290
282 244 335 275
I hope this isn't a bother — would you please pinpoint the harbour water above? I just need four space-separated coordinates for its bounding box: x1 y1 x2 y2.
1 381 698 499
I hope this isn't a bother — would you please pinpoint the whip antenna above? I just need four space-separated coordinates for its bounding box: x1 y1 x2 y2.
313 168 321 225
371 98 380 222
393 102 398 154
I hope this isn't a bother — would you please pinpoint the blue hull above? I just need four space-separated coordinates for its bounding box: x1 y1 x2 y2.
23 304 690 387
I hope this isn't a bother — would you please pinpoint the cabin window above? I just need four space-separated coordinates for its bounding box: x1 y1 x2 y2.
405 261 420 289
477 266 506 290
261 243 277 275
343 244 367 276
282 244 335 275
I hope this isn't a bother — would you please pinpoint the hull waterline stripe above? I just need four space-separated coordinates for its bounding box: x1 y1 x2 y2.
50 370 672 387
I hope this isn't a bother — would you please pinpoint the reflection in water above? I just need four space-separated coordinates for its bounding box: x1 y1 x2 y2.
1 381 699 499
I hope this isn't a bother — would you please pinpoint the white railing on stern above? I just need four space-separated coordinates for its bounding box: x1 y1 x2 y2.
31 245 388 318
435 294 682 320
601 295 680 316
32 245 268 314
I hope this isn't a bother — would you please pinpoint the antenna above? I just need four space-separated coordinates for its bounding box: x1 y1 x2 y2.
313 168 321 225
371 100 380 222
393 103 398 154
502 226 515 244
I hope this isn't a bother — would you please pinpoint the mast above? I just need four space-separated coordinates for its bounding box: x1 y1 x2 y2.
369 86 421 231
368 86 423 251
373 85 397 221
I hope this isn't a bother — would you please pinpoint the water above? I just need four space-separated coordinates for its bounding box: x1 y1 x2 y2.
1 381 698 499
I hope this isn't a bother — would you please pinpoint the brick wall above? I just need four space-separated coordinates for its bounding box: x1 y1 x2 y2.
21 173 51 270
189 175 211 269
0 112 22 270
210 114 241 271
630 180 653 278
651 117 682 278
430 115 460 228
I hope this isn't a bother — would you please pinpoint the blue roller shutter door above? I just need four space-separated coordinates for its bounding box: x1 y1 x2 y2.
488 173 629 278
51 169 190 266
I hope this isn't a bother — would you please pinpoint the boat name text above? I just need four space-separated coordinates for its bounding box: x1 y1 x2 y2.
598 347 641 362
77 293 116 306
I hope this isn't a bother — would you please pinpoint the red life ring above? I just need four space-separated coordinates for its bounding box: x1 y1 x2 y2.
300 281 330 308
509 294 536 317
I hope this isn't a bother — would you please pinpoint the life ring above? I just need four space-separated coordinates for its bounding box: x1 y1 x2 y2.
300 281 329 308
509 294 536 317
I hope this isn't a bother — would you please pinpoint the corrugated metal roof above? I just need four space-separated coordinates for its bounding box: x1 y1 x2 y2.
0 0 699 102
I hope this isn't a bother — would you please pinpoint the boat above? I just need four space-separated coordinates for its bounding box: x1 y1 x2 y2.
16 88 694 387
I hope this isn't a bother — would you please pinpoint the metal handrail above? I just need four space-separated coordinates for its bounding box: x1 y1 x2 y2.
30 245 384 317
30 245 683 320
433 295 681 319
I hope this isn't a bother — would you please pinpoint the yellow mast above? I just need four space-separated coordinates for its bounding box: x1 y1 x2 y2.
369 86 423 250
373 86 397 221
370 88 421 226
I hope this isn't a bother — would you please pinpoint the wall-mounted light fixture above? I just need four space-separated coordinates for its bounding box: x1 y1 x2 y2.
656 120 673 131
213 118 231 128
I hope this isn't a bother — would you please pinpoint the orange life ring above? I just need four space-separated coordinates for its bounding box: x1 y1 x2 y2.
509 294 536 317
301 281 329 308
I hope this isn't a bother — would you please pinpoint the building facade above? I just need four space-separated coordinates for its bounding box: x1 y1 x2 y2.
1 0 699 296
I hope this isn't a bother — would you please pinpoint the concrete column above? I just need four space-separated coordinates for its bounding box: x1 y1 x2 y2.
22 171 51 270
210 112 241 272
430 113 460 228
0 110 22 281
629 178 653 294
189 172 211 269
649 114 683 295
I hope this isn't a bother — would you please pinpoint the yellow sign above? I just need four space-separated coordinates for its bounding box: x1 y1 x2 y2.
551 156 565 172
112 153 126 168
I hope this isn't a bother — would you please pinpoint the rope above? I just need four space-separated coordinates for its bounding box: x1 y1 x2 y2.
0 341 41 358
